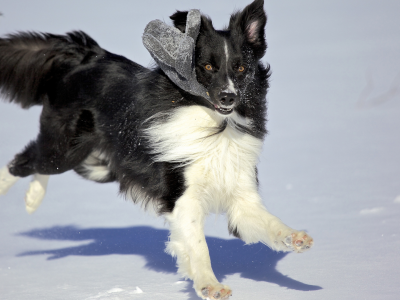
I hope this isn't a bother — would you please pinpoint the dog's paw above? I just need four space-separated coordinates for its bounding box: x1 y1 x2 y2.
25 174 49 214
0 166 20 196
197 283 232 300
275 230 314 253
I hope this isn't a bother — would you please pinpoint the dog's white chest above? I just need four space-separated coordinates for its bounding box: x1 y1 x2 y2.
184 126 258 194
145 105 263 209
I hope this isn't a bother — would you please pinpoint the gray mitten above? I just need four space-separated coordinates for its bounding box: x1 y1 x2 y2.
142 9 210 100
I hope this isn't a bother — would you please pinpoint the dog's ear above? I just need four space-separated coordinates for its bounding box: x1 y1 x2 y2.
199 15 215 35
170 10 214 35
229 0 267 58
170 10 188 33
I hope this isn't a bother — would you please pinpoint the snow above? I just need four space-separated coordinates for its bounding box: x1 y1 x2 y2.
1 0 400 299
359 207 385 215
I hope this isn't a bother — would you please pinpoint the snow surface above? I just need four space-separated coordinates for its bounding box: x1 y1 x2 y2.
1 0 400 299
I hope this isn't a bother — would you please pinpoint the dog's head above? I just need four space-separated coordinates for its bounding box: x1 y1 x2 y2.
170 0 267 116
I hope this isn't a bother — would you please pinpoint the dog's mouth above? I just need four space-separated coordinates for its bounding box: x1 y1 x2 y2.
214 104 233 115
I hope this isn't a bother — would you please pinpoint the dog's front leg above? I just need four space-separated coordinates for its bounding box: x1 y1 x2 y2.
165 187 232 300
227 191 314 253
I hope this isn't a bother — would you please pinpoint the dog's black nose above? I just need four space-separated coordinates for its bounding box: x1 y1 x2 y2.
218 92 239 107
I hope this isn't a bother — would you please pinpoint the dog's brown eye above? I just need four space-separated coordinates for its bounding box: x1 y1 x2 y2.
205 64 213 71
238 66 245 72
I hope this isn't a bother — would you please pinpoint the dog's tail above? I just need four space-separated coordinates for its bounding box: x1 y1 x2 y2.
0 31 103 108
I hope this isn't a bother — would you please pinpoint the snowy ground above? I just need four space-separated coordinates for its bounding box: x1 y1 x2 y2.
1 1 400 299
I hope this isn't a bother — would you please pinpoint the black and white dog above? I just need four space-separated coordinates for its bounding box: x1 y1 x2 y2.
0 0 313 299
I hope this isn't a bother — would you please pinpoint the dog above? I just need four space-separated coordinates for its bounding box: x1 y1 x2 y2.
0 0 313 299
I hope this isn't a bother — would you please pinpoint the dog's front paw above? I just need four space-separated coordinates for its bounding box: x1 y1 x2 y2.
196 282 232 300
275 230 314 253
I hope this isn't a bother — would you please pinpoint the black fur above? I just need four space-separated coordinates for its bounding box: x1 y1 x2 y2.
0 0 270 215
0 31 102 108
229 0 267 59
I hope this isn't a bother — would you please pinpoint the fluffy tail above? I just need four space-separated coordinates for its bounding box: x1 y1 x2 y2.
0 31 103 108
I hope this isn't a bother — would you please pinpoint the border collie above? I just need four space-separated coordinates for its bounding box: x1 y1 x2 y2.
0 0 313 299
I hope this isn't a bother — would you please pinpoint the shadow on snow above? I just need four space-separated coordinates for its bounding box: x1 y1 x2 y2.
17 225 322 294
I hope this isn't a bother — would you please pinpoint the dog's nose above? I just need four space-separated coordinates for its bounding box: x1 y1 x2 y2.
218 92 239 107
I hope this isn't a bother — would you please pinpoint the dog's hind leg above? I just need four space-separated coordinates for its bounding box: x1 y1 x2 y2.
8 140 39 178
8 138 82 178
6 109 97 212
25 174 49 214
0 166 20 196
6 137 68 213
9 106 97 178
165 187 232 300
0 140 37 197
1 157 49 213
6 136 88 213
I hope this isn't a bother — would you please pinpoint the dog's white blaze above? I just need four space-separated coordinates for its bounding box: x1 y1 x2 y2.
227 78 237 95
224 41 229 68
223 41 237 95
146 106 297 289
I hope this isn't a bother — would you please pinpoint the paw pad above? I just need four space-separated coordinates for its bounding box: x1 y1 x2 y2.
200 285 231 300
201 288 209 297
278 230 314 253
295 240 304 246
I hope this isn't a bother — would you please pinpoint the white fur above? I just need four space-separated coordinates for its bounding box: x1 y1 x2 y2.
0 166 50 214
145 106 310 297
81 151 111 181
165 187 232 299
0 166 20 195
223 41 237 95
25 174 49 214
224 41 229 69
145 106 259 170
226 78 237 95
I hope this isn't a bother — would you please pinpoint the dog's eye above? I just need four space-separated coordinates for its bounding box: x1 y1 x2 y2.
238 66 245 72
205 64 213 71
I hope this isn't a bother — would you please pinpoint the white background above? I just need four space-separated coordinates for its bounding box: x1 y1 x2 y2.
1 1 399 299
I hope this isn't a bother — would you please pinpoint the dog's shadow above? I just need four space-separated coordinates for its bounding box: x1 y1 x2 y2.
17 226 321 297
